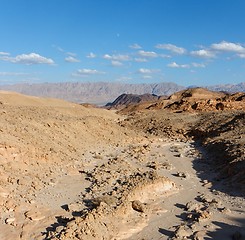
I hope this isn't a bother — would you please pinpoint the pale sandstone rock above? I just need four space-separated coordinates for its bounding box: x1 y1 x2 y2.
131 200 146 213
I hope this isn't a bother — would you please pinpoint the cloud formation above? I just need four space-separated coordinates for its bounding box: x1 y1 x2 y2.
137 68 160 74
103 54 130 61
65 56 80 63
87 52 96 58
211 41 245 53
167 62 189 68
156 43 186 55
137 50 158 58
192 62 206 68
134 58 148 62
129 43 142 49
237 53 245 58
190 49 216 58
0 53 54 65
0 52 10 56
72 69 105 77
111 60 123 67
67 52 77 57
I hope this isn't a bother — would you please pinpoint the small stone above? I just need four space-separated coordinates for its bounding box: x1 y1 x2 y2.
5 217 15 224
91 195 117 207
25 210 45 221
161 162 173 170
147 161 158 170
199 194 212 203
132 200 145 213
56 226 65 233
202 182 212 187
185 201 200 211
174 153 183 157
193 230 206 240
220 207 231 214
176 172 188 178
68 203 82 212
197 210 211 222
174 225 190 239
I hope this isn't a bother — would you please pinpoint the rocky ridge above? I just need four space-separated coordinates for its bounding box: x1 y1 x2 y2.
105 93 164 109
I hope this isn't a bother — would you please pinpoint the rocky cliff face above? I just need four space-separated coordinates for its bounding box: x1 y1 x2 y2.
105 93 162 109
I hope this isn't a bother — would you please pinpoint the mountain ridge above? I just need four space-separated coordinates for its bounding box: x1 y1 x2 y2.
0 81 244 104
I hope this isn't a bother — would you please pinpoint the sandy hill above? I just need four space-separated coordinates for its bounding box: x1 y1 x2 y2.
168 87 226 101
164 88 245 112
0 91 140 239
0 91 135 162
0 91 79 107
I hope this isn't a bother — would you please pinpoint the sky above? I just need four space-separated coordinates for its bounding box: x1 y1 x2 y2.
1 0 245 87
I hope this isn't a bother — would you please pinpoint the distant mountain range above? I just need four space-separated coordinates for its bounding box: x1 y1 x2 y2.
208 82 245 93
0 82 184 105
0 81 244 105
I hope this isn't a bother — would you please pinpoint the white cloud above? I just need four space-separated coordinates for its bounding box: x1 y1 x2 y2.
72 69 105 77
67 52 77 57
0 52 10 56
129 43 142 49
211 41 245 53
111 60 123 66
103 54 130 61
65 56 80 63
159 54 172 58
111 60 123 67
87 52 96 58
134 58 148 62
15 53 55 65
237 53 245 58
138 68 153 74
137 68 160 74
155 43 186 55
167 62 190 68
190 49 216 58
0 53 55 65
137 50 158 58
192 62 206 68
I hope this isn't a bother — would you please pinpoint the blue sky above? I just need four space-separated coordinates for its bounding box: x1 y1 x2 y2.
1 0 245 86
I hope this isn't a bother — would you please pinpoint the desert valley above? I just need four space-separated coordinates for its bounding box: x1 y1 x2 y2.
0 87 244 240
1 1 245 239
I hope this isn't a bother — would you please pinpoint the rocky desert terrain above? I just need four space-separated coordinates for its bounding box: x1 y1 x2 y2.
0 88 244 240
